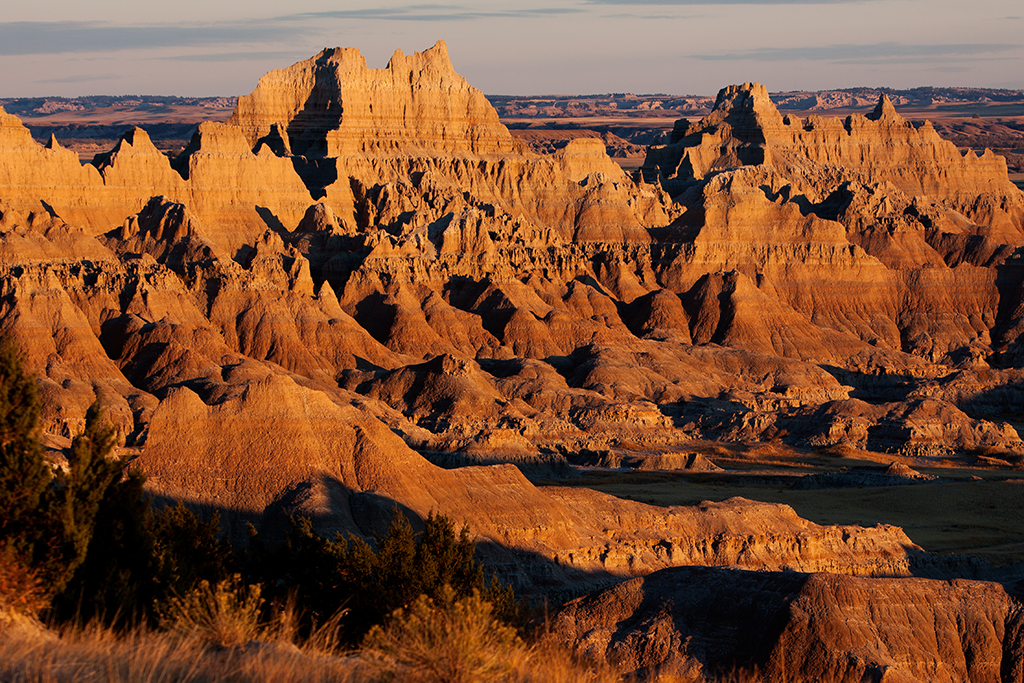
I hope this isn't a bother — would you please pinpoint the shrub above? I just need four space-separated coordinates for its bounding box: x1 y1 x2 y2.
267 510 516 642
0 337 135 603
51 426 152 624
363 586 523 683
53 498 241 629
160 574 268 648
363 587 621 683
152 503 236 603
0 338 180 624
0 341 52 582
0 544 46 618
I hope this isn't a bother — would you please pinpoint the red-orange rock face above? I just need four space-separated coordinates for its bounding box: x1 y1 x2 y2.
2 50 1024 677
1 47 1021 478
1 45 1021 479
555 565 1024 683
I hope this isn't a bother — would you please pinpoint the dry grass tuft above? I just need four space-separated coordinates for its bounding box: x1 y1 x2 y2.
707 665 763 682
521 632 624 683
0 546 47 619
0 581 621 683
363 587 523 682
160 574 269 648
0 619 362 683
364 586 621 683
0 623 203 683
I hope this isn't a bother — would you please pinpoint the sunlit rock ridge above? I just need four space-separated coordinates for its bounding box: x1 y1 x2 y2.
2 42 1024 682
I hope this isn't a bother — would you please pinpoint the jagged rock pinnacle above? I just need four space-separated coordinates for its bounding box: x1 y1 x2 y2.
867 93 901 123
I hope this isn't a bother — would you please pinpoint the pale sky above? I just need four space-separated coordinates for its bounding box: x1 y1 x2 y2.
0 0 1021 97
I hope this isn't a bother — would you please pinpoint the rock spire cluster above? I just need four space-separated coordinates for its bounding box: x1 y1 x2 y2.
3 44 1024 681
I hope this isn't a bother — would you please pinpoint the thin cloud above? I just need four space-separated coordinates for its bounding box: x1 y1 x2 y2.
0 20 305 56
0 6 585 57
600 12 702 18
161 51 311 63
830 55 1020 66
290 7 585 21
34 73 121 84
588 0 869 4
691 42 1021 63
922 66 972 73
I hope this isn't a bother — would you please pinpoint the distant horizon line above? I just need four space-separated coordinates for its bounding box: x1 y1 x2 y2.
4 84 1024 103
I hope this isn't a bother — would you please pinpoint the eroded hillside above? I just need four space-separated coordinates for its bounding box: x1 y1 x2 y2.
3 41 1024 681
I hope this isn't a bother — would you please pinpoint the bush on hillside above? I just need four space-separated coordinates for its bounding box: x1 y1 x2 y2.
160 574 269 647
0 339 236 625
255 510 516 642
0 337 520 647
45 406 147 613
55 499 239 627
364 586 621 683
152 502 236 600
0 547 46 617
0 339 137 603
0 341 53 614
363 586 523 683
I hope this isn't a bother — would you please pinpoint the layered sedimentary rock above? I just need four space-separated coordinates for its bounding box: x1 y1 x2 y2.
1 51 1022 463
641 84 1021 371
644 82 1023 234
228 42 519 159
554 565 1024 682
139 373 920 586
6 43 1024 679
2 44 1024 596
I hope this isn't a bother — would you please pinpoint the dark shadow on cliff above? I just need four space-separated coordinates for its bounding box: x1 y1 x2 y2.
619 566 808 679
819 364 919 404
990 247 1024 353
656 396 752 431
958 379 1024 424
143 475 618 603
283 54 342 159
291 156 337 200
142 471 1024 678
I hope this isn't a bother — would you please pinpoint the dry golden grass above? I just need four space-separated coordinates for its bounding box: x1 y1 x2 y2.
160 575 270 648
0 619 361 683
0 548 47 618
364 589 522 682
0 585 621 683
707 666 762 683
364 587 621 683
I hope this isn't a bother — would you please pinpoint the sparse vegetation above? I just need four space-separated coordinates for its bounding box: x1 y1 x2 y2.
363 587 522 682
0 340 53 615
160 575 270 648
0 550 46 617
0 619 362 683
0 586 620 683
363 586 620 683
0 338 607 681
255 510 517 642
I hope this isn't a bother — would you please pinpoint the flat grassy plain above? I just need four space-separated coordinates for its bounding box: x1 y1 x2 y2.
551 445 1024 567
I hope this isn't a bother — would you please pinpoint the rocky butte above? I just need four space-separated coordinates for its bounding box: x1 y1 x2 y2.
2 42 1024 680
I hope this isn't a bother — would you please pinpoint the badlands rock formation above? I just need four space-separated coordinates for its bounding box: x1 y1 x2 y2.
1 41 1022 520
554 565 1024 682
4 40 1024 680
